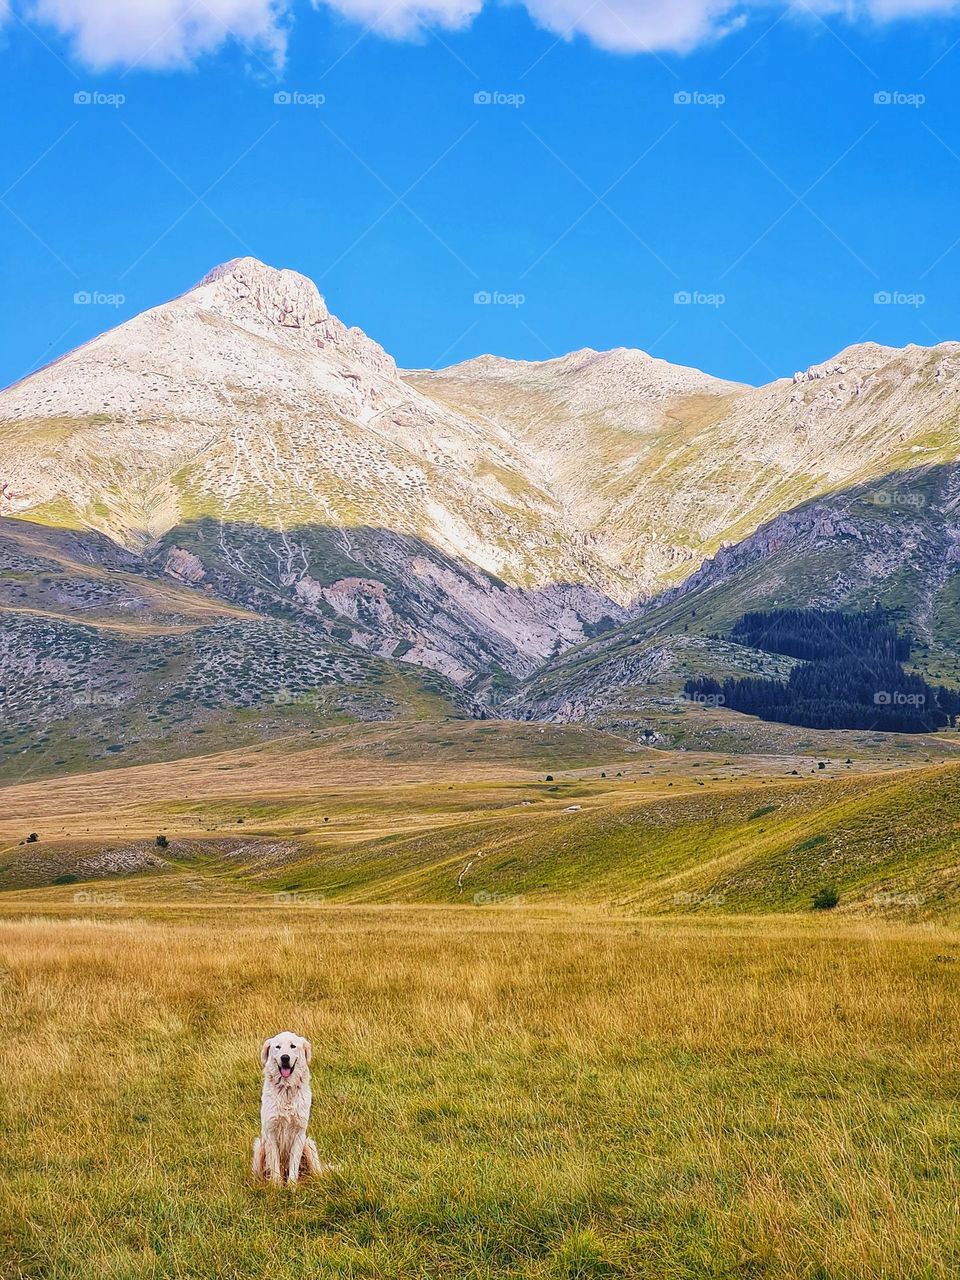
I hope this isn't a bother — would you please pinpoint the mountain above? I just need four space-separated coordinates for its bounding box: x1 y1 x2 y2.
3 255 960 770
0 259 628 683
411 340 960 592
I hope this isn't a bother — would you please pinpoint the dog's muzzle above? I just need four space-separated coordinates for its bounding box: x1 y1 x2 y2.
279 1055 293 1079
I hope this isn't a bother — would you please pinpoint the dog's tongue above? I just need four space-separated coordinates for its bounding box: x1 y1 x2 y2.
280 1066 292 1078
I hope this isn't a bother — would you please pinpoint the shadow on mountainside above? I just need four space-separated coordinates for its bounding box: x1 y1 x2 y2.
0 511 627 688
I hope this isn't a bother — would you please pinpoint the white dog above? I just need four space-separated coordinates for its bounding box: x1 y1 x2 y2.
252 1031 322 1185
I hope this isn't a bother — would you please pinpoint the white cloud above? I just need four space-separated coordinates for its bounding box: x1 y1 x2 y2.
7 0 960 66
516 0 749 53
515 0 960 53
23 0 291 69
311 0 482 38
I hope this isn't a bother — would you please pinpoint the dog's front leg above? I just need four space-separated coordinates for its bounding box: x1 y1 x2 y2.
264 1136 284 1186
287 1132 306 1184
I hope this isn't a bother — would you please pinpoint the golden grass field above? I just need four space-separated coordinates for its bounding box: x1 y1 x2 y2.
2 901 960 1279
3 723 960 1278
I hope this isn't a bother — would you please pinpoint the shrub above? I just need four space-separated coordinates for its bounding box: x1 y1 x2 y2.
797 834 828 852
748 805 777 821
26 832 39 843
155 835 169 849
812 886 839 911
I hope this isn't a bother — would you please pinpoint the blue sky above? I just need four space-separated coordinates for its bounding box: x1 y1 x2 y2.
2 0 960 388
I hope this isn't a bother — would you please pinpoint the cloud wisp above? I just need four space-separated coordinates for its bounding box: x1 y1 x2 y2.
6 0 960 69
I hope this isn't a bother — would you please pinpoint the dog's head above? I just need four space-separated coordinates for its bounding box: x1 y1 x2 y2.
260 1031 312 1084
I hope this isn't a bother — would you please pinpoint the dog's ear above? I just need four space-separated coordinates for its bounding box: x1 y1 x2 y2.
260 1038 271 1069
303 1038 312 1065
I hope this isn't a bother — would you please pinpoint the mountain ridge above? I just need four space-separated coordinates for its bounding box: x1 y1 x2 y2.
3 256 960 769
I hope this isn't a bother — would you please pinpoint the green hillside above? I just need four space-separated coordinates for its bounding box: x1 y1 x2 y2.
4 730 960 920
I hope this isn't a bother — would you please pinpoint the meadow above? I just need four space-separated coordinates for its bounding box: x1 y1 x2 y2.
2 903 960 1279
3 722 960 1278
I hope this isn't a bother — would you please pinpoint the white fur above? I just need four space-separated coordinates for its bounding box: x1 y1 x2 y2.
252 1030 321 1185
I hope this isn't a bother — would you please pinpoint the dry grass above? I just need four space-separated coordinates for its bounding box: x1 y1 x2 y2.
2 903 959 1278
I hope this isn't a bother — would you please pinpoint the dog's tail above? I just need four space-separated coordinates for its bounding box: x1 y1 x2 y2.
300 1138 340 1178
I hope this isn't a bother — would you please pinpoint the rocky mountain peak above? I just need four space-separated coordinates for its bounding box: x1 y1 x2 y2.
188 256 397 380
194 257 332 328
432 343 743 400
